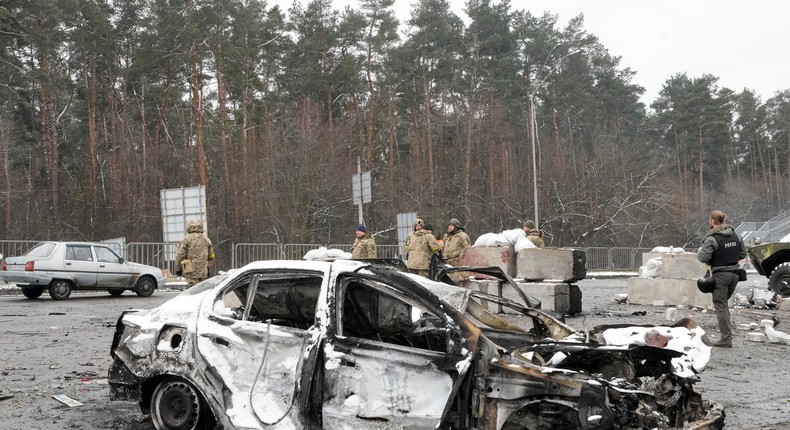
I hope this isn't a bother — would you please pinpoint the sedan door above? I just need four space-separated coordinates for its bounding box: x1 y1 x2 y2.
64 245 97 287
195 270 326 428
322 275 473 429
94 246 132 288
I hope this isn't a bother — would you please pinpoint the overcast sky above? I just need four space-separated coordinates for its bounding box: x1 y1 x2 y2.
274 0 790 107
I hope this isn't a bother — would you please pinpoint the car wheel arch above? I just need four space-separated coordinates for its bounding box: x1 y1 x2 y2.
141 374 217 423
135 275 157 297
49 279 73 300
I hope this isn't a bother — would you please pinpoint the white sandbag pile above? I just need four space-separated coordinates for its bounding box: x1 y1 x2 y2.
639 257 662 278
473 228 527 249
650 246 686 254
303 246 352 261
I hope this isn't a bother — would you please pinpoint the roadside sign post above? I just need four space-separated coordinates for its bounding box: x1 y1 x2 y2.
352 157 371 226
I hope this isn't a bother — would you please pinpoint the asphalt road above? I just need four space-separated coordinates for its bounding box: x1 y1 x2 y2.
1 278 789 429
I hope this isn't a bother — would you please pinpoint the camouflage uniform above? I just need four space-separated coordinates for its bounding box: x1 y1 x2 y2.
526 231 545 248
442 220 470 266
175 219 214 287
406 230 440 277
404 219 424 255
352 234 377 259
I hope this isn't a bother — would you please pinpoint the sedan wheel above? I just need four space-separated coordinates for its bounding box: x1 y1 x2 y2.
48 280 72 300
21 286 45 299
135 277 156 297
107 288 125 297
150 377 213 430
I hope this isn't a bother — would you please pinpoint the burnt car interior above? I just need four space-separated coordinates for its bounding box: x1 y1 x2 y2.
221 272 322 330
339 279 451 354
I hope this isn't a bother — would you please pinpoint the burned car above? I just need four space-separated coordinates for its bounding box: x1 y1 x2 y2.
109 260 723 429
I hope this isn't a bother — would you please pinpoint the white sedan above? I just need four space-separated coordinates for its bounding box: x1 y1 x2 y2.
0 241 166 300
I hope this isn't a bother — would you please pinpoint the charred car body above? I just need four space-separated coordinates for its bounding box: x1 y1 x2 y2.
109 260 723 429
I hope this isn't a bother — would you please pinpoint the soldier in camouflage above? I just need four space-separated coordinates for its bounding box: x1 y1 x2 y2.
175 219 215 288
351 225 376 259
442 218 470 266
404 218 424 257
406 224 440 278
523 220 545 248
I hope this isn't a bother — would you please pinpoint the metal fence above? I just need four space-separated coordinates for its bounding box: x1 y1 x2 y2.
233 243 283 268
328 244 402 259
0 239 682 272
127 242 180 274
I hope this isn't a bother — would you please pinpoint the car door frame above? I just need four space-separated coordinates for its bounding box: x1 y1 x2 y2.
195 268 328 429
319 270 477 429
94 245 133 289
63 244 98 288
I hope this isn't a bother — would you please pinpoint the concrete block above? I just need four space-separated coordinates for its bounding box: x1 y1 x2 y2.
746 332 767 342
516 248 586 282
460 247 516 277
656 253 707 280
512 282 570 314
627 277 714 308
568 284 582 315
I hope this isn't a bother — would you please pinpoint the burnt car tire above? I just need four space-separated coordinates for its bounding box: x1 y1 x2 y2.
135 277 156 297
48 280 72 300
150 377 214 430
769 263 790 297
21 286 45 299
107 288 125 297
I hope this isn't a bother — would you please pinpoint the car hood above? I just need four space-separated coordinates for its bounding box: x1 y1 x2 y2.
122 286 210 331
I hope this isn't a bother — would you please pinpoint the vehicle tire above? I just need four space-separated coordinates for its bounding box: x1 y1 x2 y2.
107 288 125 297
21 286 45 299
769 263 790 297
48 280 72 300
150 377 215 430
135 276 156 297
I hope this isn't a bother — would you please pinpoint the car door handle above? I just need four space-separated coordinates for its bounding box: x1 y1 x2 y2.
213 337 230 347
65 262 72 266
99 265 106 268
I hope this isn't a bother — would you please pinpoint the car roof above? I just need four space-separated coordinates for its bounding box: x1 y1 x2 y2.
33 241 117 247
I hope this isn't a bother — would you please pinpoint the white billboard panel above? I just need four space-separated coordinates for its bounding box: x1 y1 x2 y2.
352 171 372 204
397 212 418 257
160 186 207 245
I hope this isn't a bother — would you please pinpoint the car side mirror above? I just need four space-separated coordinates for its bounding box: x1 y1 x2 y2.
119 257 125 263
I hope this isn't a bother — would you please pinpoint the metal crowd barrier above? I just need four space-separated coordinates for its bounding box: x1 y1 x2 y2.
127 242 180 275
328 244 402 259
1 239 694 273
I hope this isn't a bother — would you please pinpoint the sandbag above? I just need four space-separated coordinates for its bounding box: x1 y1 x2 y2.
514 235 536 253
502 228 526 245
473 233 497 248
486 234 510 247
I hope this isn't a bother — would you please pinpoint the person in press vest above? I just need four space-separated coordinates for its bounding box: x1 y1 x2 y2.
697 210 747 348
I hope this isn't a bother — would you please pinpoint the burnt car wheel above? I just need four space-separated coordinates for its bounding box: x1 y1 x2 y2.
21 286 45 299
769 263 790 297
107 288 125 297
48 280 72 300
135 277 156 297
151 377 214 430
